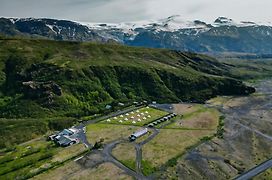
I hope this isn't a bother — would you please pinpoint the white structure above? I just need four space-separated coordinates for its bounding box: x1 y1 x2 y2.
129 128 148 141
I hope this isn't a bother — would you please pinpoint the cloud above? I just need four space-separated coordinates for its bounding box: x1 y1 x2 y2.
0 0 149 22
73 0 149 22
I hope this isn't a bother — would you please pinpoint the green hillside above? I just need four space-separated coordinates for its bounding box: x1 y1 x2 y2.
0 38 258 148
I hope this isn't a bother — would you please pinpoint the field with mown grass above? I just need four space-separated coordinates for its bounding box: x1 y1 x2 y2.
86 124 139 144
100 106 169 126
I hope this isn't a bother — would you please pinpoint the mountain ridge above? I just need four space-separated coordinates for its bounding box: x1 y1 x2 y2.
1 16 272 54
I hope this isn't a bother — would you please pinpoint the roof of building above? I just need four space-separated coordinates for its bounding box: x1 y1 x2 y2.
68 128 78 134
57 136 71 144
132 128 148 138
60 129 73 136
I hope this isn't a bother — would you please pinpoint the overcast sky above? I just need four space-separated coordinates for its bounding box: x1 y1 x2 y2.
1 0 271 23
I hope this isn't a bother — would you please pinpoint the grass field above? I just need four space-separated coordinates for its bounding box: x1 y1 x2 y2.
34 161 133 180
0 138 87 179
139 104 220 175
86 124 140 144
100 107 169 126
165 106 219 130
141 129 215 175
112 143 136 170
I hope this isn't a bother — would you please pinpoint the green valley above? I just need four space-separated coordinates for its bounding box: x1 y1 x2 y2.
0 37 270 149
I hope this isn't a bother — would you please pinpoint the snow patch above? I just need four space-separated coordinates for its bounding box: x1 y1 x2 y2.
45 24 57 34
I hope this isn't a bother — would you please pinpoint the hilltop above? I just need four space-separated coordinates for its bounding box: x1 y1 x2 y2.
0 37 256 119
1 16 272 54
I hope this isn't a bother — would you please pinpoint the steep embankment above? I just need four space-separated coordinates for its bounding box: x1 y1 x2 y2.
0 38 254 119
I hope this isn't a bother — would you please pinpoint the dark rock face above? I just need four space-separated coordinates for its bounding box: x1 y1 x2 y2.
1 17 272 54
125 26 272 54
0 17 107 42
22 81 62 104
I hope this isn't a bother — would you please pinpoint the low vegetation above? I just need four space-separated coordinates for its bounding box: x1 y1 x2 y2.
253 168 272 180
0 138 87 179
33 161 133 180
0 117 77 149
216 116 225 139
140 104 220 175
218 58 272 80
85 124 139 144
165 105 219 130
112 143 136 170
142 129 216 175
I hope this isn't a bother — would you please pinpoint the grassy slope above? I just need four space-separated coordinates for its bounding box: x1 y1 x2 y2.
218 58 272 80
0 37 261 148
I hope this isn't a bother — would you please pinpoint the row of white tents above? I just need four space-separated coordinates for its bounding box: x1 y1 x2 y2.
106 108 151 124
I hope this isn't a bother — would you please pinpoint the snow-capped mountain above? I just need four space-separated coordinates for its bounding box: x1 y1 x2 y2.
1 16 272 54
0 17 107 42
82 15 212 32
82 15 267 34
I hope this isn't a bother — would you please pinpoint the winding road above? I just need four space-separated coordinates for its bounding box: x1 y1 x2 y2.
135 128 160 175
78 120 171 179
102 140 148 180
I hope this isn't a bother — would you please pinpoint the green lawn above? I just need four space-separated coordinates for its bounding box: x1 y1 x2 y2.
86 124 139 144
99 107 169 126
